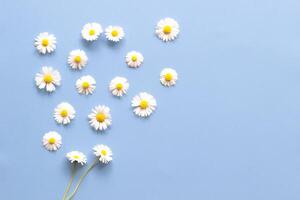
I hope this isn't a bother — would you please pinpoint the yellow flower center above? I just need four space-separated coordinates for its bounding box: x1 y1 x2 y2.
131 55 137 62
116 83 123 90
60 109 68 117
165 73 173 81
74 56 81 63
89 29 95 36
101 149 107 156
73 155 80 159
111 30 118 37
41 38 49 47
140 100 148 109
82 81 90 89
96 113 106 122
43 74 53 83
163 25 172 34
48 137 56 144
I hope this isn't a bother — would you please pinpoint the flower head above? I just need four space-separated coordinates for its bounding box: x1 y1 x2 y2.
88 105 112 131
81 23 103 41
42 131 62 151
76 75 96 95
66 151 87 165
125 51 144 68
54 102 76 125
156 18 179 42
160 68 178 87
34 32 56 54
93 144 113 164
105 26 124 42
35 66 61 92
131 92 157 117
68 49 88 70
109 76 129 97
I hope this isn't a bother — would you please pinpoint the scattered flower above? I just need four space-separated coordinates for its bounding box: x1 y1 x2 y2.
35 66 61 92
34 32 56 54
88 105 112 131
93 144 113 164
125 51 144 68
54 102 76 125
105 26 124 42
68 49 88 70
81 22 103 41
156 18 179 42
76 75 96 95
160 68 178 87
66 151 87 165
42 131 62 151
109 76 129 97
131 92 157 117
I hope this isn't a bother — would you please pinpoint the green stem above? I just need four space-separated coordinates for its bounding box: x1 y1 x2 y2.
62 163 76 200
66 159 98 200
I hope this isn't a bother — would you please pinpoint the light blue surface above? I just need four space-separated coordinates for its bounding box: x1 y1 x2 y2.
1 0 300 199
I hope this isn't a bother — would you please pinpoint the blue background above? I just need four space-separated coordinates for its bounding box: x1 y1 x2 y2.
1 0 300 199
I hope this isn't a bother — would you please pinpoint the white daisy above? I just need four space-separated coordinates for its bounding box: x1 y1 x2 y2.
125 51 144 68
42 131 62 151
68 49 88 70
34 32 56 54
105 26 124 42
35 66 61 92
76 75 96 95
93 144 113 164
66 151 87 165
54 102 76 125
88 105 112 131
81 22 103 41
160 68 178 87
131 92 157 117
155 18 180 42
109 76 129 97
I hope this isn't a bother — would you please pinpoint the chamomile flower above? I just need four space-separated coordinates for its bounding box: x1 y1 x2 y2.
35 66 61 92
76 75 96 95
54 102 76 125
131 92 157 117
105 26 124 42
68 49 88 70
156 18 179 42
66 151 87 165
34 32 56 54
109 76 129 97
81 22 103 41
125 51 144 68
88 105 112 131
93 144 113 164
160 68 178 87
42 131 62 151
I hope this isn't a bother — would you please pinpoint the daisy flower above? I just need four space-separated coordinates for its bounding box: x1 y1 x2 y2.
76 75 96 95
81 22 103 41
42 131 62 151
35 66 61 92
109 76 129 97
54 102 76 125
34 32 56 54
93 144 113 164
125 51 144 68
68 49 88 70
105 26 124 42
160 68 178 87
66 151 87 165
131 92 157 117
155 18 180 42
88 105 112 131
